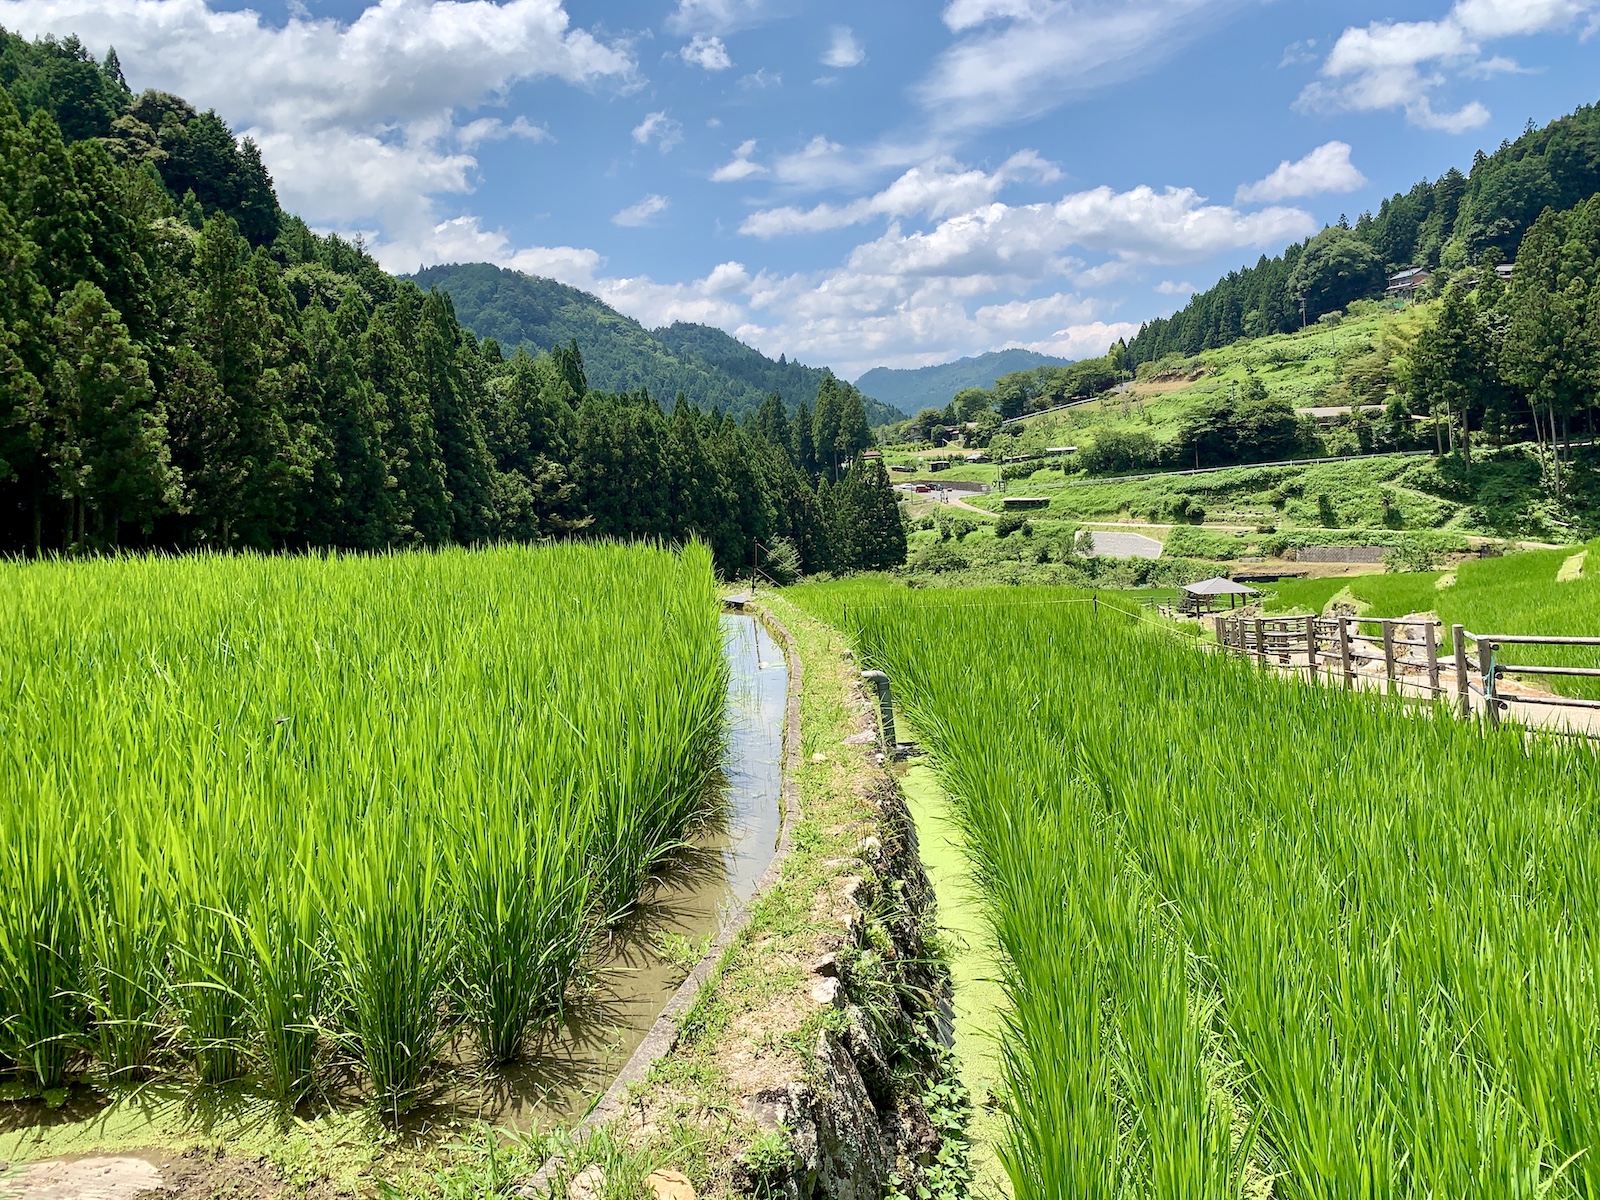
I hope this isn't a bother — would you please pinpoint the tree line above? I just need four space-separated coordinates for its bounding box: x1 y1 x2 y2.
1128 102 1600 365
0 28 905 575
1410 201 1600 499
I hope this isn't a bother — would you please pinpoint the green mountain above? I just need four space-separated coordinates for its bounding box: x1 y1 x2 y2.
1127 99 1600 365
409 263 905 425
855 349 1075 415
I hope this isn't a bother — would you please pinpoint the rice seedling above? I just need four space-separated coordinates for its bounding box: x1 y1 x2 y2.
794 577 1600 1199
0 542 726 1112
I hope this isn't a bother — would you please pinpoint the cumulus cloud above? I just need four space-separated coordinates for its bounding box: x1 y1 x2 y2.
738 67 781 89
710 139 767 181
457 115 552 149
1155 280 1196 294
613 194 670 226
741 151 1059 237
919 0 1251 132
679 32 732 70
0 0 631 236
631 110 684 152
666 0 787 34
1296 0 1594 130
820 26 865 68
1235 142 1366 204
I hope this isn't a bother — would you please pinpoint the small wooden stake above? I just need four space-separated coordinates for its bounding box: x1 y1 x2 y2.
1382 620 1396 691
1453 624 1470 718
1339 618 1353 688
1307 617 1319 682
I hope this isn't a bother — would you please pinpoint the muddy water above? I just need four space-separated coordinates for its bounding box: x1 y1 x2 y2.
454 613 789 1128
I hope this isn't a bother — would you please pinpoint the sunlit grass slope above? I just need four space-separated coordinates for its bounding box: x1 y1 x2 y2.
793 578 1600 1200
0 544 725 1115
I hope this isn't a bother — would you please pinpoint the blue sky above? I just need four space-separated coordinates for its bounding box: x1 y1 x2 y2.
2 0 1596 376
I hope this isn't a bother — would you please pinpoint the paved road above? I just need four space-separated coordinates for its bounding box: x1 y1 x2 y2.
1088 531 1163 559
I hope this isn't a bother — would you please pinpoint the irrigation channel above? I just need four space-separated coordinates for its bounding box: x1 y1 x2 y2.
480 613 789 1125
0 613 788 1160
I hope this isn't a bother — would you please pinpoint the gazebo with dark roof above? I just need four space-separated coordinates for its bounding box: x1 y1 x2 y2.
1180 576 1260 615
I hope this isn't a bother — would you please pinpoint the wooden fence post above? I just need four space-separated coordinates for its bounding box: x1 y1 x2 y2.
1453 625 1470 718
1339 618 1354 688
1482 639 1500 729
1213 615 1225 648
1425 622 1440 698
1255 618 1267 669
1307 617 1319 683
1382 620 1396 692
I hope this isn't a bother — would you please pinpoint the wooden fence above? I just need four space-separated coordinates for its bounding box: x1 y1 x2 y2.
1213 613 1600 727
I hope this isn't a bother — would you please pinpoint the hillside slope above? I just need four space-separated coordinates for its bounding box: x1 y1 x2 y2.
1128 99 1600 364
410 262 904 425
856 349 1074 414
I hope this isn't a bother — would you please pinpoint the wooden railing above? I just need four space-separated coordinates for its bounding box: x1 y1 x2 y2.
1455 629 1600 725
1213 614 1445 696
1214 613 1600 727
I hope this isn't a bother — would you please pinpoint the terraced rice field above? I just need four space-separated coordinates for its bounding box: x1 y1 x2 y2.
795 580 1600 1200
0 544 726 1116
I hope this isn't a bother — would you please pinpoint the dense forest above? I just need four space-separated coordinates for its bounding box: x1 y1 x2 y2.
410 262 906 427
0 27 905 575
1127 101 1600 364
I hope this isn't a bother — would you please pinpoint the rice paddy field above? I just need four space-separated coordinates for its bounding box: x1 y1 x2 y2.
0 544 726 1117
793 578 1600 1200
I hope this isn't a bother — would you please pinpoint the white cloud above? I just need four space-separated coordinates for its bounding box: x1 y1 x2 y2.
942 0 1056 32
0 0 632 239
613 194 670 226
919 0 1251 132
666 0 787 34
679 33 731 70
710 139 767 181
738 68 781 89
1155 280 1195 294
821 26 865 68
1235 141 1366 203
631 110 684 152
1297 0 1594 130
457 115 552 149
741 150 1059 237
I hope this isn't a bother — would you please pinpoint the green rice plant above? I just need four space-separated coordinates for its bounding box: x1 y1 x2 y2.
445 774 594 1063
242 849 326 1106
794 578 1600 1199
325 812 450 1118
81 835 167 1081
163 807 252 1086
0 795 86 1089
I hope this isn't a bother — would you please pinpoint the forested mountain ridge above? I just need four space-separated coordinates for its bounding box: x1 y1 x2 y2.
409 262 906 426
856 349 1075 415
1128 99 1600 365
0 26 907 574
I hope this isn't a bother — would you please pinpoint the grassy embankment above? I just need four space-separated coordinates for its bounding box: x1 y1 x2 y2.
0 545 725 1120
793 578 1600 1200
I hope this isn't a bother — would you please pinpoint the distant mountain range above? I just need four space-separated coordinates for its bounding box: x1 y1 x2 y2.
409 263 906 426
854 350 1075 415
